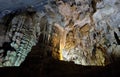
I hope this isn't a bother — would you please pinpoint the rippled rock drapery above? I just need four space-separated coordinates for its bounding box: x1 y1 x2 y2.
0 0 120 66
0 10 42 66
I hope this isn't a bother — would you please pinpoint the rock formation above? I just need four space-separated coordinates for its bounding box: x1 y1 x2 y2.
0 0 120 66
0 9 42 66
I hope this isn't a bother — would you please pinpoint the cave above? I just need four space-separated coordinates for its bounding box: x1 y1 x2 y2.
0 0 120 77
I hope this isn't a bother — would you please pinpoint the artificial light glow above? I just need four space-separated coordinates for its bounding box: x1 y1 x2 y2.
59 40 64 60
59 33 66 60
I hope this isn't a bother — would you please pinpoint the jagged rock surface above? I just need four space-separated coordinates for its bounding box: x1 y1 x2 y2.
93 0 120 61
53 0 111 66
52 0 120 65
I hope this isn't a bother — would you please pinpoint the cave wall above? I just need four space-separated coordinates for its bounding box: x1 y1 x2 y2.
0 0 120 66
53 0 120 66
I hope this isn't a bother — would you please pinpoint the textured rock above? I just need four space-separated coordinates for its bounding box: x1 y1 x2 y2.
0 0 120 66
0 9 43 66
55 0 119 65
93 0 120 61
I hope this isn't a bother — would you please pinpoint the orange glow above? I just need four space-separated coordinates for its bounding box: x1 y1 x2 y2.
59 42 63 60
53 23 66 60
59 32 66 60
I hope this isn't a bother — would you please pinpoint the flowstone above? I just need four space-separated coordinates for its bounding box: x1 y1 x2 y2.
0 10 43 66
